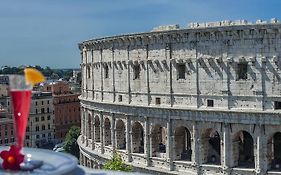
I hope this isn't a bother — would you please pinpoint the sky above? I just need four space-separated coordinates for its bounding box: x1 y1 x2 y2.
0 0 280 69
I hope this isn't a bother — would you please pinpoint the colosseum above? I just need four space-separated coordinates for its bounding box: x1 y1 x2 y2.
78 19 281 175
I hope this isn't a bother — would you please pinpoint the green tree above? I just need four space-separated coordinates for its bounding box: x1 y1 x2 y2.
103 153 132 172
64 126 81 158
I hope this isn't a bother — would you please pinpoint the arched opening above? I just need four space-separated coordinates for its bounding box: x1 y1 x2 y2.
269 132 281 170
151 124 166 157
132 122 144 153
174 126 192 161
88 114 91 139
202 129 221 164
116 120 126 150
94 116 100 142
104 118 111 146
233 130 255 168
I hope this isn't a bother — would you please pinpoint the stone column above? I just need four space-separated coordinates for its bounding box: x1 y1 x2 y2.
256 125 267 174
166 43 173 107
222 123 231 173
85 110 89 147
100 113 104 154
149 123 153 161
166 118 174 171
144 117 151 166
91 50 95 100
85 50 88 99
91 112 95 150
261 59 266 111
126 115 132 162
112 47 116 102
111 114 116 151
127 46 131 104
83 155 86 166
100 49 104 101
191 121 200 173
81 108 85 144
80 152 83 165
226 59 231 110
146 45 150 106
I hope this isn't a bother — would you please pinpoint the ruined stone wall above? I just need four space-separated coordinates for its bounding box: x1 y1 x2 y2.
80 22 281 111
78 22 281 175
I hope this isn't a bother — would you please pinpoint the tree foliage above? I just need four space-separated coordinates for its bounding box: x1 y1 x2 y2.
64 126 81 159
103 153 132 172
0 65 76 81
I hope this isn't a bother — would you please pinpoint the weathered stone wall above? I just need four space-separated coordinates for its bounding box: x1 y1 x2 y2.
78 21 281 174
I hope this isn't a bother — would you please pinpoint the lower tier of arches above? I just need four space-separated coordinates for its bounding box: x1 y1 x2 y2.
79 107 281 174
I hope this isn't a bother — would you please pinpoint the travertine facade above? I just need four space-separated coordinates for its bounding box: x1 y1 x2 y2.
43 81 81 142
78 19 281 175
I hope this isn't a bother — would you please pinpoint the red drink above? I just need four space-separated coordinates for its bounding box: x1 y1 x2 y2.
10 90 32 149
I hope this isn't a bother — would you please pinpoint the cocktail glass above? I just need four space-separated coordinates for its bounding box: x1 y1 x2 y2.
9 75 32 151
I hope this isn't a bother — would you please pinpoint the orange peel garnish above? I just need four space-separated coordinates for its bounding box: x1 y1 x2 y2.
24 68 45 86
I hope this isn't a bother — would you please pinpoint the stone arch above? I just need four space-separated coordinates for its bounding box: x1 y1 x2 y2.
94 116 100 142
87 113 92 139
233 130 255 168
151 124 167 157
104 118 111 146
268 132 281 170
116 119 126 149
174 126 192 161
201 128 221 164
132 122 144 153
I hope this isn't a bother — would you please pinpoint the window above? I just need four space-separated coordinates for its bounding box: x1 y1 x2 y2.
26 127 30 132
36 109 38 114
5 131 7 136
118 95 123 102
274 101 281 110
42 134 45 138
47 100 49 104
5 138 8 144
177 63 186 79
47 108 50 113
36 135 40 139
11 130 13 135
48 133 51 137
41 101 44 105
87 66 91 79
0 140 2 144
237 63 248 80
42 125 45 130
11 138 14 142
35 117 39 122
35 101 38 106
26 135 30 139
47 116 51 120
48 124 50 130
156 97 161 105
207 99 214 107
133 64 141 79
41 108 45 113
36 126 39 131
41 116 45 121
104 64 109 79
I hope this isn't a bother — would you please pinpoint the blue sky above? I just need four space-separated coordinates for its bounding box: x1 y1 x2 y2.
0 0 280 68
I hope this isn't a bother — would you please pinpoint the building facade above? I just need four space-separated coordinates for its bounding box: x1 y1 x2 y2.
78 19 281 175
44 81 81 143
0 110 15 146
25 91 55 148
